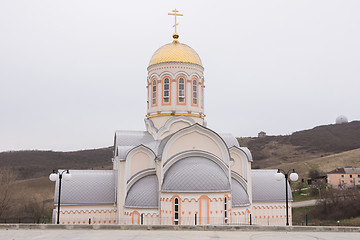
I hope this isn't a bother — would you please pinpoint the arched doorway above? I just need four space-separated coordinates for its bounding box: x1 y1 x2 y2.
199 195 209 225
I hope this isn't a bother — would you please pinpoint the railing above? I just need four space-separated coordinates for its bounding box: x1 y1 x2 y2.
0 217 52 224
0 216 291 226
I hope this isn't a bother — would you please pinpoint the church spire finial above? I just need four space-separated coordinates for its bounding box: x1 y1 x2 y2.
168 8 183 42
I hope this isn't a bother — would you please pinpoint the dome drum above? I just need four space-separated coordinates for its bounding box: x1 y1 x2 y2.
146 59 205 124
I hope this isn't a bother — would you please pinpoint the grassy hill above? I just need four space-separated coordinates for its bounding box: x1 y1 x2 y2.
238 121 360 171
268 148 360 179
0 147 113 180
1 121 359 181
0 148 113 222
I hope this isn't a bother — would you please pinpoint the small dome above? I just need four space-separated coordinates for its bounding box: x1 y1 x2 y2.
125 174 159 208
231 178 250 207
149 41 202 67
162 156 230 192
336 115 348 124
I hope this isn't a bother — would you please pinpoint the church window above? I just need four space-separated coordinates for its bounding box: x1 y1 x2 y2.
201 85 204 108
163 78 170 103
152 80 157 105
178 77 185 103
350 175 352 178
192 79 198 105
174 198 179 225
224 197 228 223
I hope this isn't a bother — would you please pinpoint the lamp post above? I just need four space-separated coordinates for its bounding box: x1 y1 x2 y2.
274 169 298 226
49 169 71 224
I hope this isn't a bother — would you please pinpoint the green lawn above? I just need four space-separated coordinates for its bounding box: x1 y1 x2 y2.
292 188 319 202
293 206 360 226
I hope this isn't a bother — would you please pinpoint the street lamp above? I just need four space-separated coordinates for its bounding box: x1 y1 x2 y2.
274 169 298 226
49 169 72 224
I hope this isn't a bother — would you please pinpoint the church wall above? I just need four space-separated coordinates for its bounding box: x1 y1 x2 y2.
112 156 118 170
159 120 190 139
165 131 223 161
247 162 253 203
129 152 152 177
252 202 292 226
122 209 159 225
230 152 245 179
149 116 204 139
124 147 156 182
117 160 126 224
160 192 231 225
151 115 171 130
231 206 251 225
229 150 250 180
229 148 253 203
55 205 117 225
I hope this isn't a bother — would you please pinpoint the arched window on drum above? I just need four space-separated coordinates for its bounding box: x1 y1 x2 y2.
152 80 157 105
192 79 198 105
178 77 185 103
163 78 170 103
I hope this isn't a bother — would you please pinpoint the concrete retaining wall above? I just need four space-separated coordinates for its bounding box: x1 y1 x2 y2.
0 224 359 232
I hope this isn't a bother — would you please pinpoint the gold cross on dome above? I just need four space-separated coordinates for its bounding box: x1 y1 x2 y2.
168 9 183 34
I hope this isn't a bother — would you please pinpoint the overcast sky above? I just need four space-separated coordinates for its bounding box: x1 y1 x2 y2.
1 1 359 152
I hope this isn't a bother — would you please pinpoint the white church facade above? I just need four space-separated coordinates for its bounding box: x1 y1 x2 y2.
52 12 293 226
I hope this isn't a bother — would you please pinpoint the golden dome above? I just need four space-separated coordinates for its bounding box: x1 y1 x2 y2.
149 40 202 67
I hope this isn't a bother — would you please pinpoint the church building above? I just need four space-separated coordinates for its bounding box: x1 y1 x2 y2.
51 10 293 226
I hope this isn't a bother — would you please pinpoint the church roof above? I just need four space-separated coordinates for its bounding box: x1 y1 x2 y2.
218 133 240 149
148 41 203 67
162 156 230 192
251 169 293 202
114 130 243 160
54 170 116 205
115 130 160 159
125 174 159 209
231 178 250 207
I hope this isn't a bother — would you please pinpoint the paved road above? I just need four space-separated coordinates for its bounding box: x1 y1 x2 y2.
292 199 318 208
1 229 359 240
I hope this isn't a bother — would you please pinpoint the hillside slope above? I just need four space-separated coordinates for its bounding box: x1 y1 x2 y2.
238 121 360 169
268 148 360 179
0 147 113 180
1 121 359 179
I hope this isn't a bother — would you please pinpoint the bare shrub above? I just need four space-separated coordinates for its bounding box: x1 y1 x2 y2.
23 194 49 218
311 188 360 220
0 168 17 219
308 169 321 179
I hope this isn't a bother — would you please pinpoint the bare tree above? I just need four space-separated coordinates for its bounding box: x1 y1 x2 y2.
23 194 47 218
308 169 321 179
312 187 360 220
0 168 17 219
310 179 327 199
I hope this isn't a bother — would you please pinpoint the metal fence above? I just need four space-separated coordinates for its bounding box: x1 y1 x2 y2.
0 215 291 226
0 217 52 224
62 215 289 226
